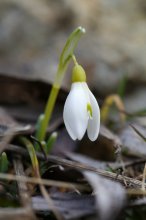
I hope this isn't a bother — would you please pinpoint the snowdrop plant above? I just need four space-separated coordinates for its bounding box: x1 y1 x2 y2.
35 26 100 151
63 56 100 141
35 27 85 147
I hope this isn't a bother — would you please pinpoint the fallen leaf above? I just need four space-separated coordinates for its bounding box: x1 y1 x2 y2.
78 124 121 161
32 192 96 220
120 124 146 158
84 171 126 220
65 151 124 171
0 107 31 138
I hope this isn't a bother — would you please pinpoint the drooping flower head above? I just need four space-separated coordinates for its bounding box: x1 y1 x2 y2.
63 59 100 141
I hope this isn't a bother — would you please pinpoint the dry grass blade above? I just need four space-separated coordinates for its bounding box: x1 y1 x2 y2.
0 168 87 219
130 124 146 190
13 157 36 220
130 124 146 142
13 158 31 204
0 207 35 220
127 188 146 195
101 94 126 123
20 137 65 220
0 173 88 190
39 184 64 220
142 163 146 191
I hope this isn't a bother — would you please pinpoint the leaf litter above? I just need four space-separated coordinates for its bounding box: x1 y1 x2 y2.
0 46 146 220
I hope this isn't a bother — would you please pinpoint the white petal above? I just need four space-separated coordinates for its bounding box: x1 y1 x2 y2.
87 88 100 141
64 122 77 140
63 82 89 140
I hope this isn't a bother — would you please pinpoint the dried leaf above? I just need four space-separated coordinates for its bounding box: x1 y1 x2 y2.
84 171 126 220
78 124 121 161
0 107 31 138
120 124 146 157
131 197 146 207
32 193 96 220
0 74 67 105
66 151 124 171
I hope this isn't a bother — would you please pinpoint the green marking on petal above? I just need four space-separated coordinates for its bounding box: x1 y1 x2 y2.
72 64 86 83
87 103 92 118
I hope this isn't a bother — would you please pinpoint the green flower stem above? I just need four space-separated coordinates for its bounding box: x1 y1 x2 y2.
36 26 85 143
72 55 78 65
36 84 59 142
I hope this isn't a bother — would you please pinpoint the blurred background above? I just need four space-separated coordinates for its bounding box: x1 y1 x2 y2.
0 0 146 115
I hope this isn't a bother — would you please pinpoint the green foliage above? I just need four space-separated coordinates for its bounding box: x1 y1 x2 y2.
0 152 9 173
46 132 58 154
19 137 39 177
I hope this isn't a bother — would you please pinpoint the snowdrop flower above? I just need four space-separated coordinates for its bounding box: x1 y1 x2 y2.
63 62 100 141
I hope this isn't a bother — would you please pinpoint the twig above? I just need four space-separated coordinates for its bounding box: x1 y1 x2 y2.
130 124 146 142
127 188 146 195
13 156 36 219
13 157 32 204
0 173 88 191
6 143 146 169
142 163 146 191
4 144 145 189
121 158 146 169
39 184 64 220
